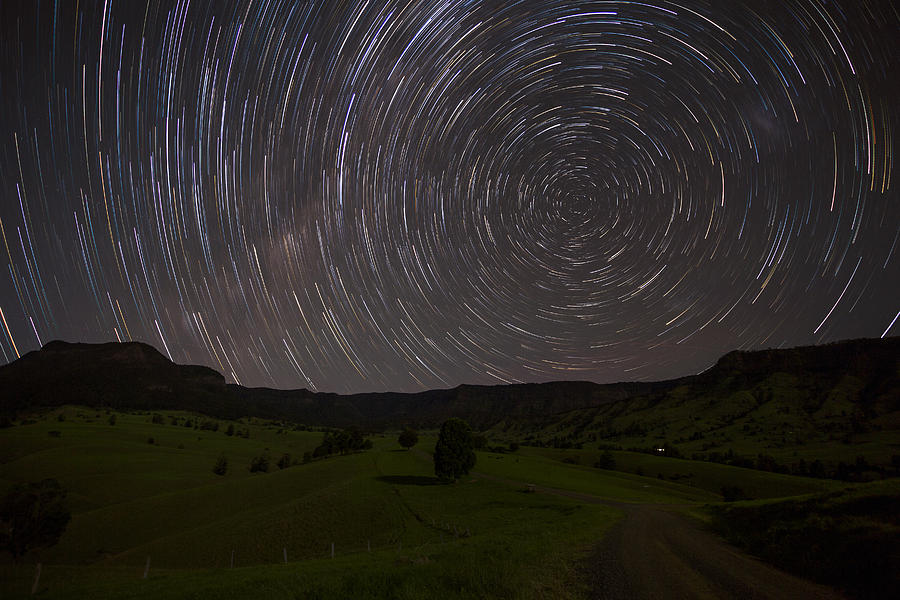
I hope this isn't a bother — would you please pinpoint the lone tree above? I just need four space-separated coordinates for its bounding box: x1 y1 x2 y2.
434 418 476 482
398 428 419 450
0 479 71 562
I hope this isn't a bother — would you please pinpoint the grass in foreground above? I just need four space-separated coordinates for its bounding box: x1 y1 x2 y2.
0 409 618 599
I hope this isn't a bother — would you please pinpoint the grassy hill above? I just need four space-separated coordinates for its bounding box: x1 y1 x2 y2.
0 338 898 597
0 408 625 598
1 406 897 598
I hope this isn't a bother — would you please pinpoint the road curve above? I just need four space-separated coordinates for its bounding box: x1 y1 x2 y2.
469 470 844 600
580 503 843 600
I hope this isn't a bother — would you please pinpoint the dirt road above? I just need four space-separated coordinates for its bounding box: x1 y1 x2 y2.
580 503 843 600
470 471 844 599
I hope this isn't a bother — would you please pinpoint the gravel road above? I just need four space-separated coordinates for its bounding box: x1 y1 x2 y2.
470 470 844 600
580 503 844 600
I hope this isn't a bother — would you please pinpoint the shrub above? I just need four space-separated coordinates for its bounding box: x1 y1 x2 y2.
277 453 292 470
249 453 269 473
594 449 615 470
213 453 228 476
721 485 748 502
0 479 71 561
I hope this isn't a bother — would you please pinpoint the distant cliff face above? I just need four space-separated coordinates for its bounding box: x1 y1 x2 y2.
705 338 899 410
712 338 895 378
0 340 228 414
1 337 897 429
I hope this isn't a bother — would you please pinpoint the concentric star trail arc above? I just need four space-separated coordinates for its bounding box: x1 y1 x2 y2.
0 0 897 393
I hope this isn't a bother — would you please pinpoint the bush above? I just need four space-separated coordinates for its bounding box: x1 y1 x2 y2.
312 428 373 457
594 449 615 470
0 479 71 561
249 453 269 473
108 414 117 426
721 485 748 502
277 453 292 470
710 489 900 598
213 453 228 476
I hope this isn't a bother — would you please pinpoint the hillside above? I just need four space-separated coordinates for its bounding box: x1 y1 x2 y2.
489 337 900 477
1 338 897 437
0 340 668 427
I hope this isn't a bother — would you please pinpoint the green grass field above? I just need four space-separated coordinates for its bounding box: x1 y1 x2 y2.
0 408 622 598
516 447 837 499
0 406 895 599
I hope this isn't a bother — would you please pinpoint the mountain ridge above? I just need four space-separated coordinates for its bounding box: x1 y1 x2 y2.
1 337 897 430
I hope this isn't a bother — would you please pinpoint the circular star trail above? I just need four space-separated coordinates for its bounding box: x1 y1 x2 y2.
0 1 897 393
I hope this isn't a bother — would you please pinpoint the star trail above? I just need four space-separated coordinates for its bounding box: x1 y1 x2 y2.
0 0 897 393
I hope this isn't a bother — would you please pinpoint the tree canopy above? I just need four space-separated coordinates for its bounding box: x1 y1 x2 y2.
0 479 71 561
433 418 476 482
398 427 418 450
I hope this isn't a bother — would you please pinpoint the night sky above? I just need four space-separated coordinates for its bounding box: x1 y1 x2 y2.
0 1 897 394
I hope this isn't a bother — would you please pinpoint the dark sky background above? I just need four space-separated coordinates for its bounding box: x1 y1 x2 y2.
0 0 897 394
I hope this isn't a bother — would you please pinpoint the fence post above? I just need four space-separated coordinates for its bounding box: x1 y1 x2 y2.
143 556 151 579
30 563 41 595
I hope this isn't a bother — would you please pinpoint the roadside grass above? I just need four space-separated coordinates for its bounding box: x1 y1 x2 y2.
707 479 900 599
520 447 836 499
0 410 618 599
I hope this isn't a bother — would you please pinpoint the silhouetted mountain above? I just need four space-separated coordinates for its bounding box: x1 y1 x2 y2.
0 338 897 431
0 341 235 415
227 378 667 429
